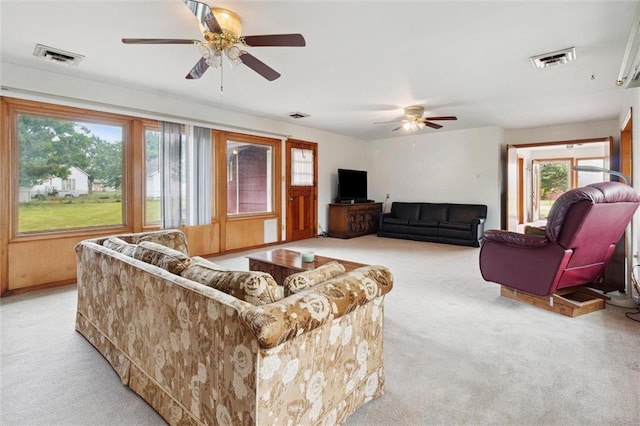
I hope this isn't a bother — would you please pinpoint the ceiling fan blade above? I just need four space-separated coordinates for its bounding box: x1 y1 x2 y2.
122 38 198 45
185 57 210 80
392 125 404 131
239 52 281 81
243 34 306 47
423 116 457 121
182 0 222 33
423 121 443 130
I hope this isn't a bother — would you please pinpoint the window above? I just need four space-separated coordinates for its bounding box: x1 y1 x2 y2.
17 113 125 233
144 127 161 224
227 139 273 215
291 148 314 186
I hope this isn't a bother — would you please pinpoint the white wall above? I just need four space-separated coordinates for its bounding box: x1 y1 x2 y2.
1 62 365 234
506 119 619 145
367 126 504 231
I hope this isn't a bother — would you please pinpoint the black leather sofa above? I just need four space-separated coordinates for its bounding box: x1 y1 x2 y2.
378 202 487 247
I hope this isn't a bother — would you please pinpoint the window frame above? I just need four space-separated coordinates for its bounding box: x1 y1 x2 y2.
5 97 134 240
222 132 281 219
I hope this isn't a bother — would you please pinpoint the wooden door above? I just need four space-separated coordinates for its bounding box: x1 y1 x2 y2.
286 139 317 241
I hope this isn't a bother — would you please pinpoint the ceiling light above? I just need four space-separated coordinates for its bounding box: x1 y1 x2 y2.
213 8 242 37
201 8 244 69
403 119 425 132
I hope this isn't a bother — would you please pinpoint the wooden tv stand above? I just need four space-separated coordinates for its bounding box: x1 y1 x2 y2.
328 202 382 239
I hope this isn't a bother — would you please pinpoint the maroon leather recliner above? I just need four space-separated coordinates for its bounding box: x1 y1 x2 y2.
479 182 640 296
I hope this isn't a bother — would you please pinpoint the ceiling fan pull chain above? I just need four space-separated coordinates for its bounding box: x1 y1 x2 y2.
220 59 224 96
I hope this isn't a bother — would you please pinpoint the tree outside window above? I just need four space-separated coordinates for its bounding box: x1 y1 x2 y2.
17 114 124 233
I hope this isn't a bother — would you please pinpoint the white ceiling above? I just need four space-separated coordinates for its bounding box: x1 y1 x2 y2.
1 0 638 140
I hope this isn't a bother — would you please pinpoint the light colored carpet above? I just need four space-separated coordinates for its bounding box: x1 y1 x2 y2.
1 235 639 425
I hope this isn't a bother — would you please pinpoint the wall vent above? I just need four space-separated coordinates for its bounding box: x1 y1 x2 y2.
530 47 576 69
288 112 310 119
33 44 84 66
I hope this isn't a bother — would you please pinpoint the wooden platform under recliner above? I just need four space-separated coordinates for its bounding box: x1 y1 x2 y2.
500 286 608 317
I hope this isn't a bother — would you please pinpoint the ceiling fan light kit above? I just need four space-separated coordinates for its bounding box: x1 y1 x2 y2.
376 105 458 133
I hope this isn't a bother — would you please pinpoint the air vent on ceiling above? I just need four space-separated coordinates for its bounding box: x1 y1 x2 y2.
288 112 310 119
530 47 576 69
33 44 84 66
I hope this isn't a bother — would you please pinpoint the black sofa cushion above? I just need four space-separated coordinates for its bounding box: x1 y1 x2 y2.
408 219 439 227
419 204 448 222
390 202 420 220
448 204 487 223
383 217 410 225
439 222 472 231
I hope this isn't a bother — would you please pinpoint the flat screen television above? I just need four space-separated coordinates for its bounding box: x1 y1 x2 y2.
337 168 368 202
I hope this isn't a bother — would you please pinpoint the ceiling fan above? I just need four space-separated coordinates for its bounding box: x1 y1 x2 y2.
122 0 305 82
375 106 457 132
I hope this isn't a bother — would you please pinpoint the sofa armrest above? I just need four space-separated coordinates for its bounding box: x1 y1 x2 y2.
241 265 393 349
472 217 486 241
379 212 392 229
483 229 549 247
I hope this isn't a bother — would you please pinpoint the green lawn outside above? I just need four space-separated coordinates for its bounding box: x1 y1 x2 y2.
19 195 122 232
18 192 161 232
18 192 160 233
146 200 161 223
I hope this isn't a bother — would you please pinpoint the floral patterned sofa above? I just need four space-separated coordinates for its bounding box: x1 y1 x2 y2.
75 229 393 425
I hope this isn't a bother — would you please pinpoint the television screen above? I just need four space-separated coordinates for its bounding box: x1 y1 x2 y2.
338 169 367 202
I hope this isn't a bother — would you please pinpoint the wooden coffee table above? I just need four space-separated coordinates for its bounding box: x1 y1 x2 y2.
247 249 367 284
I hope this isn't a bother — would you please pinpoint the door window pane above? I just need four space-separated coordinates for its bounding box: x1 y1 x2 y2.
17 115 124 233
227 141 272 215
291 148 314 186
536 160 570 219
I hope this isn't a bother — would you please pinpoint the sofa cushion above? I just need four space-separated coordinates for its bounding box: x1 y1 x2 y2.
283 261 346 296
408 219 438 227
137 229 189 255
419 204 448 221
180 262 281 305
439 222 472 231
133 241 193 275
390 202 420 220
191 256 228 271
103 237 137 257
448 204 487 223
383 217 410 225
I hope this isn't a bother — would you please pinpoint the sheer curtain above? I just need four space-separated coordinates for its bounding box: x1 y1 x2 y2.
160 121 183 229
185 125 212 226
